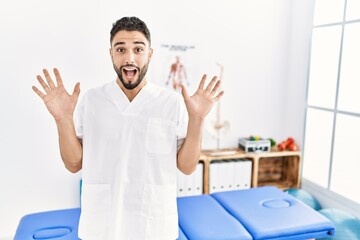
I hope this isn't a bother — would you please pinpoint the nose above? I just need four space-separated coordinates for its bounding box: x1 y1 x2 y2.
125 52 135 65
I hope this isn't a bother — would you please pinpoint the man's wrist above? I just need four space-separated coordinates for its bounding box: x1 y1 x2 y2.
55 116 74 127
188 115 205 126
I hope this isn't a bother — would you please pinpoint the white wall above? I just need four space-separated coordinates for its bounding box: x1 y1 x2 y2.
284 0 315 148
0 0 314 238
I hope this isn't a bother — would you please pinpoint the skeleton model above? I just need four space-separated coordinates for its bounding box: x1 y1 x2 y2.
207 62 230 149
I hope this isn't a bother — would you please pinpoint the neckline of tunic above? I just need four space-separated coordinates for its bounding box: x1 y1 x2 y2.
108 80 160 115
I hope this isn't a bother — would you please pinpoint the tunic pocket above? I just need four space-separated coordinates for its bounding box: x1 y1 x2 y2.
145 118 176 155
143 184 178 239
78 183 111 240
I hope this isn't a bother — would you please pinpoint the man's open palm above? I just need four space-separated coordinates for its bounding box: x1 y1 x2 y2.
32 68 80 121
180 74 224 120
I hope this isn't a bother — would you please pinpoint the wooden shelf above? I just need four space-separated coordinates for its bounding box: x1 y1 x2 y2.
200 148 301 194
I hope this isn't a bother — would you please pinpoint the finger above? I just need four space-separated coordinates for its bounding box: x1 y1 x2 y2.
210 80 221 95
36 75 51 93
32 86 46 99
72 82 81 99
213 91 224 102
53 68 64 87
205 76 218 92
43 69 56 89
197 74 207 90
180 83 190 100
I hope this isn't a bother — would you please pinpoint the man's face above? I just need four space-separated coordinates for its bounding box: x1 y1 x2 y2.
110 30 153 90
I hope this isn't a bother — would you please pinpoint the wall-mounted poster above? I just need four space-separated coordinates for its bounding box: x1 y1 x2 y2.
150 43 200 95
150 43 223 96
165 54 189 91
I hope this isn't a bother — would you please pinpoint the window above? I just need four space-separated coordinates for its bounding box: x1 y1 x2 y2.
303 0 360 203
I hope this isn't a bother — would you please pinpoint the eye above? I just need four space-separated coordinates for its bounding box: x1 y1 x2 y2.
116 48 125 53
136 47 143 53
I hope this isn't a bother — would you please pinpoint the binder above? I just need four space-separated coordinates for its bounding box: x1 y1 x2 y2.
240 159 252 189
177 169 186 197
209 161 220 194
226 160 235 192
234 159 242 190
219 160 226 192
194 163 203 195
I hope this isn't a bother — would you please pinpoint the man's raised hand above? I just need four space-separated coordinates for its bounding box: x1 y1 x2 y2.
180 74 224 120
32 68 80 121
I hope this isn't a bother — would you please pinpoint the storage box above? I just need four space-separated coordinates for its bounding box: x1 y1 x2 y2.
238 138 270 153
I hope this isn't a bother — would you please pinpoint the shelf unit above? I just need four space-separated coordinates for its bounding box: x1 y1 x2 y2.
199 148 301 194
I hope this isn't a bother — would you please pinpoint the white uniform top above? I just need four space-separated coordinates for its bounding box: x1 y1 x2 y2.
75 81 188 240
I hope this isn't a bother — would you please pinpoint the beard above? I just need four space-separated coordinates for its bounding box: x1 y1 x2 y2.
113 62 150 90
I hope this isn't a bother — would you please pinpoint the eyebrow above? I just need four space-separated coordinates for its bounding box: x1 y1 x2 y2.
113 41 146 47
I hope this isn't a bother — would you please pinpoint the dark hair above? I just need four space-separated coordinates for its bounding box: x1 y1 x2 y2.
110 17 151 46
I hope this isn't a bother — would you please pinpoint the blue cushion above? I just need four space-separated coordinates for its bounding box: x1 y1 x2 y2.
317 208 360 240
14 208 81 240
212 186 335 240
285 188 322 210
177 194 252 240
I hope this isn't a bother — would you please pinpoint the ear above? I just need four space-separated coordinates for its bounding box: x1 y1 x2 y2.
148 48 153 61
109 48 113 58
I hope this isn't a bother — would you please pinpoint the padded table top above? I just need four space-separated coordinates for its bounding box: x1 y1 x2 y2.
14 208 80 240
211 186 335 240
177 194 252 240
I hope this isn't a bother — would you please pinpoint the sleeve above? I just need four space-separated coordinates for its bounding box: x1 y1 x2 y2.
176 96 188 151
74 93 86 140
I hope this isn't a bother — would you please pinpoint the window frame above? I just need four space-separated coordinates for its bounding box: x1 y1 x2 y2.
303 0 360 204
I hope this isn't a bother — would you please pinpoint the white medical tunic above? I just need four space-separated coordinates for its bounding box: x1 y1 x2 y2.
75 81 188 240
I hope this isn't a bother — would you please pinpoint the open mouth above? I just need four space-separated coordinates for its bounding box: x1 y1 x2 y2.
122 66 138 80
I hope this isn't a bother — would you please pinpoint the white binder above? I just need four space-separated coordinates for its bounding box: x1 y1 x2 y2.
209 161 220 194
194 163 203 195
234 159 242 190
226 160 235 192
241 160 252 189
177 169 186 197
219 160 227 192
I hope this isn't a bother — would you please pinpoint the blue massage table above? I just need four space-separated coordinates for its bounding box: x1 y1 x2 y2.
14 208 80 240
14 186 335 239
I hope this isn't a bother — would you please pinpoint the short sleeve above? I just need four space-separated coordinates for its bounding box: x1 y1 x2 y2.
176 96 188 151
74 93 86 140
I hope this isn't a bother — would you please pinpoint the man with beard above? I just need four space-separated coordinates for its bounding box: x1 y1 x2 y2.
32 16 223 240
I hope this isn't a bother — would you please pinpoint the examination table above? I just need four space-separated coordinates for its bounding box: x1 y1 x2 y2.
14 186 335 240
